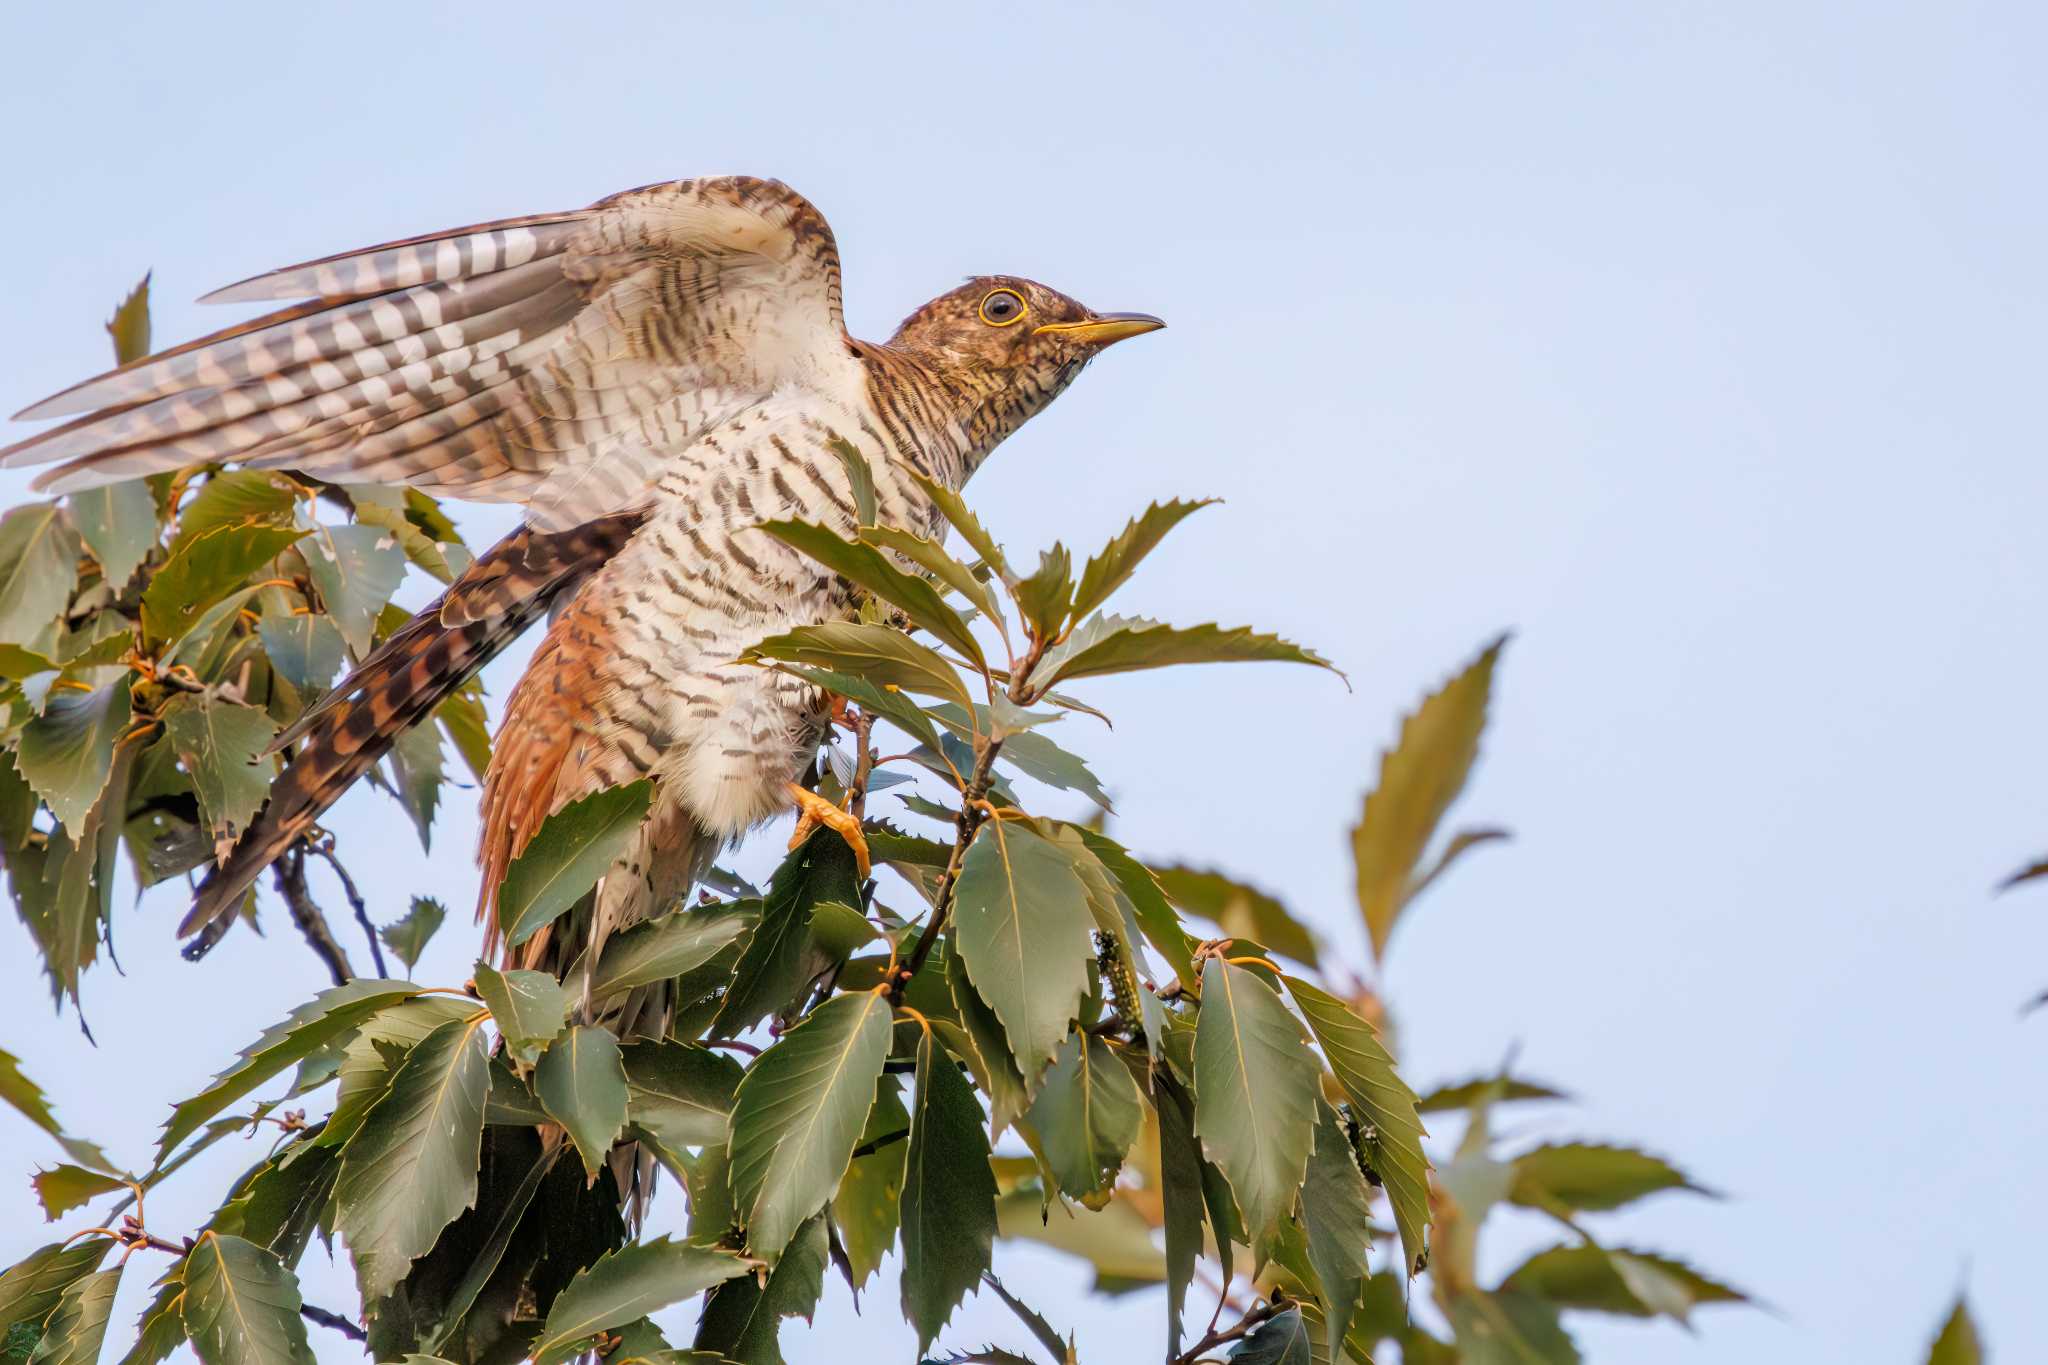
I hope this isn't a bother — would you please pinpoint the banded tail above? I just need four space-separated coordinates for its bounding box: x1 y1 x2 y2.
178 511 645 952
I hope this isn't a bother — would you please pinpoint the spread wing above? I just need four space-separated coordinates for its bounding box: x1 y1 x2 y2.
2 176 847 530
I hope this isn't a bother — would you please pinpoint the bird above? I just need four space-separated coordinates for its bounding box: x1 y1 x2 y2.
1 176 1163 1024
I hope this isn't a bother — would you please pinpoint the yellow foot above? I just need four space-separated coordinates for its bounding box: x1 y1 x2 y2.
785 782 871 880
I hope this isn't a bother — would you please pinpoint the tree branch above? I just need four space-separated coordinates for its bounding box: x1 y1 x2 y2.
299 1303 367 1343
311 836 385 978
274 847 353 986
1172 1295 1285 1365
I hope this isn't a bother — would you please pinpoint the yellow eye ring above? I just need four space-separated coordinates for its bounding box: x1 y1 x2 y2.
978 288 1028 327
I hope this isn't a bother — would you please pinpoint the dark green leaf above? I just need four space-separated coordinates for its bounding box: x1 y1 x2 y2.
592 903 755 1002
1192 958 1318 1240
377 896 444 973
384 718 443 850
256 612 343 696
29 1165 124 1222
334 1014 489 1299
536 1025 630 1183
0 1240 110 1342
940 953 1029 1137
740 621 969 707
1509 1143 1711 1214
1926 1295 1982 1365
26 1267 119 1365
301 522 406 653
312 995 474 1153
1153 866 1318 967
211 1143 339 1268
530 1237 747 1365
978 1274 1068 1363
775 663 944 753
901 1029 999 1352
1071 499 1216 619
952 821 1097 1077
727 989 891 1260
623 1040 742 1161
1037 614 1342 688
692 1212 827 1365
713 829 858 1036
69 482 157 588
0 506 80 646
1502 1244 1747 1321
833 1078 909 1292
756 519 984 667
1301 1101 1374 1350
499 780 654 948
115 1266 186 1365
180 1234 316 1365
1353 635 1505 961
473 964 570 1063
1154 1078 1206 1356
160 695 275 846
16 680 130 835
140 525 305 645
1231 1307 1311 1365
1026 1032 1141 1202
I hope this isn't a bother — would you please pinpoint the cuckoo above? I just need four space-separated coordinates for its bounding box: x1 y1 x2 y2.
2 176 1162 1019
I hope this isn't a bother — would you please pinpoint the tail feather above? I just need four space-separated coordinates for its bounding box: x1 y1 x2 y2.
178 511 644 952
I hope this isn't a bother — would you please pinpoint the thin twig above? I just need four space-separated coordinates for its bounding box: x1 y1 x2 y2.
274 847 353 986
299 1303 367 1342
849 1127 909 1160
849 707 875 825
1172 1296 1285 1365
312 837 385 978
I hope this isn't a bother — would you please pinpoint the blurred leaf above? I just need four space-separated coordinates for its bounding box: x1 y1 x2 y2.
901 1031 1000 1353
1925 1295 1982 1365
168 473 300 554
1231 1307 1311 1365
623 1040 741 1160
536 1025 629 1184
24 1266 118 1365
378 896 444 973
1013 544 1073 639
179 1234 315 1365
0 506 80 646
757 519 984 667
69 483 156 588
385 717 443 849
160 695 275 847
713 828 859 1036
435 684 491 783
1997 856 2048 892
1034 614 1342 688
693 1212 827 1365
1509 1143 1711 1214
1417 1075 1568 1113
1502 1244 1747 1322
532 1237 752 1365
257 612 343 696
592 902 755 1002
1154 866 1317 967
1353 635 1505 961
1447 1291 1580 1365
473 964 570 1064
1070 499 1216 620
301 523 406 653
1301 1101 1374 1350
1405 827 1510 908
1026 1032 1141 1203
28 1165 123 1222
834 1078 909 1292
334 1015 489 1299
978 1275 1068 1364
1193 957 1317 1240
1286 976 1431 1278
952 821 1097 1077
141 525 304 646
499 780 654 948
349 496 459 584
742 621 970 706
728 990 891 1261
159 979 421 1161
15 679 130 835
996 1188 1164 1288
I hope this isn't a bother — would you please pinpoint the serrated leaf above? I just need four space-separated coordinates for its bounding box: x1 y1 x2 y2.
0 1240 110 1343
27 1266 119 1365
140 525 305 645
312 996 474 1153
1154 1077 1206 1356
531 1238 747 1365
300 522 405 653
693 1211 827 1364
1070 499 1216 619
377 896 444 973
757 519 984 667
712 829 858 1036
728 990 891 1260
180 1234 316 1365
901 1029 999 1352
499 780 654 947
0 505 80 647
384 714 443 850
1301 1101 1374 1350
15 679 130 835
1231 1307 1311 1365
69 482 157 588
348 496 459 584
834 1078 909 1292
1036 614 1342 688
29 1165 124 1222
1501 1244 1747 1321
941 952 1030 1137
1353 636 1505 961
256 612 343 696
1508 1143 1710 1214
1192 958 1318 1240
536 1025 629 1183
952 821 1097 1078
1026 1032 1141 1202
104 274 151 363
161 695 275 847
0 1050 115 1175
1926 1295 1981 1365
741 621 970 707
623 1040 741 1161
1285 976 1431 1277
211 1144 339 1269
830 436 879 526
1012 543 1073 639
1153 865 1318 967
334 1014 489 1299
115 1266 186 1365
473 964 570 1063
1416 1075 1569 1113
776 663 945 754
591 902 755 1001
168 473 302 554
908 471 1010 583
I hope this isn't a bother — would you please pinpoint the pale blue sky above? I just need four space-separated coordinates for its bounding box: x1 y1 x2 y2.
3 3 2044 1361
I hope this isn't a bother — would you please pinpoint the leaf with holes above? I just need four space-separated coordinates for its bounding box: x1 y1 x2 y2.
256 611 344 696
301 522 406 653
141 525 305 646
69 483 156 588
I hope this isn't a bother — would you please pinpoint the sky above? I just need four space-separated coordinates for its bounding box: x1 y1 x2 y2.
2 2 2045 1361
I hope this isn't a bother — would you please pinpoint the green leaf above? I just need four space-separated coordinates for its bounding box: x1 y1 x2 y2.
1192 957 1318 1240
740 621 969 707
498 780 654 948
1076 827 1196 992
978 1275 1069 1364
908 471 1011 583
140 525 305 646
623 1040 741 1161
312 996 474 1153
776 663 945 754
900 1029 999 1352
1154 1078 1207 1356
1353 635 1506 961
1301 1101 1374 1350
712 829 858 1037
1926 1295 1982 1365
16 679 130 835
858 526 1006 628
0 1050 115 1174
1508 1143 1711 1214
829 436 879 526
952 821 1097 1077
756 519 984 667
1026 1032 1141 1202
26 1267 119 1365
334 1014 489 1300
1501 1245 1747 1322
301 522 406 653
435 684 492 783
161 695 276 846
1417 1075 1569 1113
159 979 421 1161
69 482 157 588
104 274 152 363
727 989 891 1260
1285 976 1431 1277
1070 499 1216 620
536 1025 630 1183
692 1212 827 1365
384 716 444 850
473 964 571 1063
377 896 445 973
348 495 461 584
1013 543 1073 639
0 505 80 646
1231 1307 1312 1365
0 1241 110 1343
180 1234 316 1365
256 612 344 696
29 1165 124 1222
211 1144 339 1268
1447 1291 1580 1365
530 1237 747 1365
115 1266 187 1365
833 1078 909 1291
1035 614 1342 688
996 1186 1165 1288
591 902 755 1002
940 951 1030 1137
169 473 302 554
1153 865 1318 967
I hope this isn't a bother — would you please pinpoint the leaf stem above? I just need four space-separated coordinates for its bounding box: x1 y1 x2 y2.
1171 1294 1285 1365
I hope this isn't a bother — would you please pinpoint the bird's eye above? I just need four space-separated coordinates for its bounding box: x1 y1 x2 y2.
978 288 1027 327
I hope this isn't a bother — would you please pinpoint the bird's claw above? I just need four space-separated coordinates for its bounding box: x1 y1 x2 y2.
785 782 871 880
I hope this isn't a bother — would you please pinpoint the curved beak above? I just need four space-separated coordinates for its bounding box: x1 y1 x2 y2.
1033 312 1166 347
